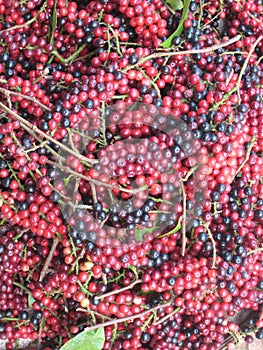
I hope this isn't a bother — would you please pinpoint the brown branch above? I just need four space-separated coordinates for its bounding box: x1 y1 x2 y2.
124 35 241 71
85 302 172 331
46 159 147 195
95 279 143 300
76 308 112 321
90 182 98 204
201 221 216 269
237 35 263 102
153 307 180 326
37 316 46 350
99 213 110 228
180 180 187 257
39 237 59 282
102 273 107 285
234 136 256 177
0 87 51 112
0 102 97 165
73 178 81 202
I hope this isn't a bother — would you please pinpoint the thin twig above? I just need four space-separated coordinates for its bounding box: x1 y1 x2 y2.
19 122 66 163
68 248 85 275
225 69 234 86
158 217 182 238
0 102 97 165
37 317 46 350
153 307 180 326
46 159 147 194
247 247 263 256
90 182 98 204
182 164 199 182
0 1 47 34
102 273 107 285
235 136 256 177
73 50 96 63
109 324 118 350
39 237 59 282
73 178 81 202
141 314 154 332
180 180 187 257
77 308 112 321
85 302 172 331
201 220 216 268
209 86 238 111
236 35 263 102
201 9 223 31
13 281 31 294
0 88 52 112
99 213 110 228
95 279 143 300
124 35 241 71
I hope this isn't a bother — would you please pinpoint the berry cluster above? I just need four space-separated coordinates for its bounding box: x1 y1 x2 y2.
0 0 263 349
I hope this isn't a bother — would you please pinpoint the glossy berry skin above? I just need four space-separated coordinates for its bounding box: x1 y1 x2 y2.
0 0 263 349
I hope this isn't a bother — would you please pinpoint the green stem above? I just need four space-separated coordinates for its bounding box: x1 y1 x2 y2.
141 314 154 331
37 317 46 349
13 229 30 242
182 164 199 181
198 0 203 28
0 102 97 165
50 0 58 45
209 86 237 111
109 324 118 350
153 56 170 83
148 196 172 204
107 26 122 56
0 218 6 225
158 217 182 238
200 220 216 268
67 44 86 65
247 247 263 256
68 248 85 275
0 152 24 190
98 102 107 146
1 317 20 322
77 280 92 296
235 136 256 177
69 235 77 258
51 50 67 65
13 281 31 294
237 35 263 102
0 1 47 34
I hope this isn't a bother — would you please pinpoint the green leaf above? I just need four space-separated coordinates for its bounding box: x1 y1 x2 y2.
28 294 36 308
135 224 157 241
161 0 191 48
63 175 72 186
139 290 155 295
60 327 105 350
167 0 183 10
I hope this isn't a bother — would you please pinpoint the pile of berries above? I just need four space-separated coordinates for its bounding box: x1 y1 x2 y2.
0 0 263 349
